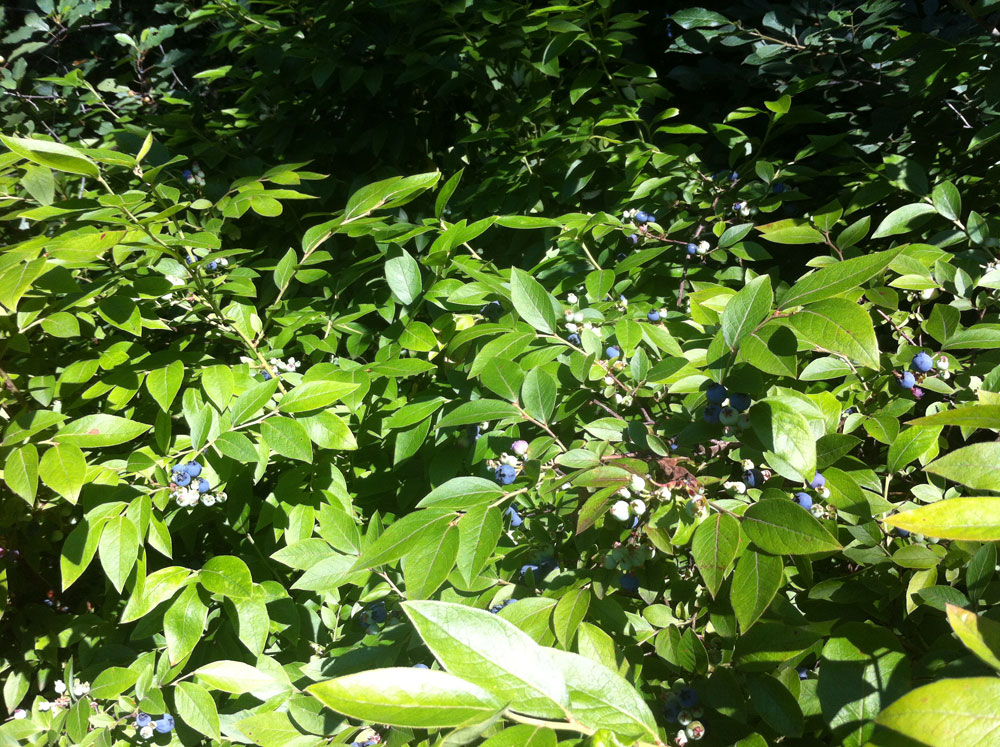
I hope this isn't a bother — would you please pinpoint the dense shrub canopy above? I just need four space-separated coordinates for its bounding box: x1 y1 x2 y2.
4 1 1000 746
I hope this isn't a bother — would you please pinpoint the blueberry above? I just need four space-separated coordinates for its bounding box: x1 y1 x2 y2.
706 383 728 404
772 182 787 193
647 214 656 223
648 310 660 322
912 352 933 373
810 472 825 490
628 234 638 244
370 603 388 623
704 404 721 424
185 255 195 265
196 478 210 494
182 170 193 180
605 346 621 360
912 386 924 400
729 392 751 412
184 461 203 478
678 687 699 708
664 698 681 722
896 528 910 538
686 243 698 255
520 563 540 578
495 464 517 485
136 713 151 728
797 666 809 679
743 469 764 488
795 492 813 510
154 715 174 733
413 663 429 669
567 333 581 345
480 300 503 321
505 505 523 527
206 260 218 271
635 210 649 223
898 371 916 389
730 171 739 182
171 470 192 487
262 371 272 381
620 573 639 592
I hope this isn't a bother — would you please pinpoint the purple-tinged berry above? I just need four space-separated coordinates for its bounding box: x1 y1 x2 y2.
495 464 517 485
648 310 661 322
511 439 529 456
810 472 825 490
898 371 916 389
912 352 933 373
795 492 813 510
154 715 174 734
912 386 924 400
605 346 621 360
729 392 751 412
706 383 728 404
704 404 721 424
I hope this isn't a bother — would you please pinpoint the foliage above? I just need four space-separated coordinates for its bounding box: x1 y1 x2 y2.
4 1 1000 746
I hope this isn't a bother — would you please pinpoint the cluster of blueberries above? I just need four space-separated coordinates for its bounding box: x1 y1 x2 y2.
135 712 174 734
184 254 227 273
664 686 705 742
169 460 211 493
703 383 752 426
897 351 942 398
357 601 388 633
794 472 826 510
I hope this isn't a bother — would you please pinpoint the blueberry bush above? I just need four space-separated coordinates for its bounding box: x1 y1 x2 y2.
5 2 1000 746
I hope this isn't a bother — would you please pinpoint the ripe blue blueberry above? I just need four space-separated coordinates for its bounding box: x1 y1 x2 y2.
606 346 621 360
648 310 660 322
413 663 429 669
743 469 764 488
706 383 728 404
912 352 933 373
635 210 649 223
262 370 273 381
136 713 151 728
370 602 388 623
896 528 910 538
810 472 825 490
797 666 808 680
206 260 218 271
678 687 699 708
772 182 787 193
729 392 751 412
171 469 192 487
197 478 210 494
182 170 193 180
505 505 523 527
184 461 202 478
899 371 916 389
495 464 517 485
620 573 639 592
154 715 174 733
730 171 739 182
567 333 581 345
686 242 698 255
185 255 195 265
520 563 540 578
646 214 657 223
704 404 721 424
664 698 681 722
795 492 813 510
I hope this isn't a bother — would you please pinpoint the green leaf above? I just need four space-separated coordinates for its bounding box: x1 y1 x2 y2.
969 119 1000 151
404 524 459 599
671 7 731 28
386 249 422 305
61 518 103 590
194 660 278 694
230 378 278 425
402 600 570 718
871 203 937 238
742 500 842 555
456 505 502 581
779 247 903 308
199 555 253 598
932 181 962 221
691 513 741 598
400 321 437 352
146 360 184 413
307 667 503 728
547 648 659 740
438 400 521 428
722 274 773 349
924 443 1000 492
1 134 99 177
947 605 1000 671
885 498 1000 541
417 477 505 509
175 681 221 741
261 417 313 461
750 398 817 483
98 516 140 593
272 247 296 291
748 673 803 736
202 365 234 411
908 404 1000 428
480 725 557 747
510 268 559 334
785 299 879 369
887 426 940 473
756 219 825 244
731 549 783 632
299 410 357 450
89 667 139 700
278 380 358 413
3 445 37 504
38 444 86 504
552 588 591 649
585 269 615 303
165 585 208 665
54 414 151 448
521 368 556 424
718 222 755 249
875 677 1000 745
353 510 456 569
